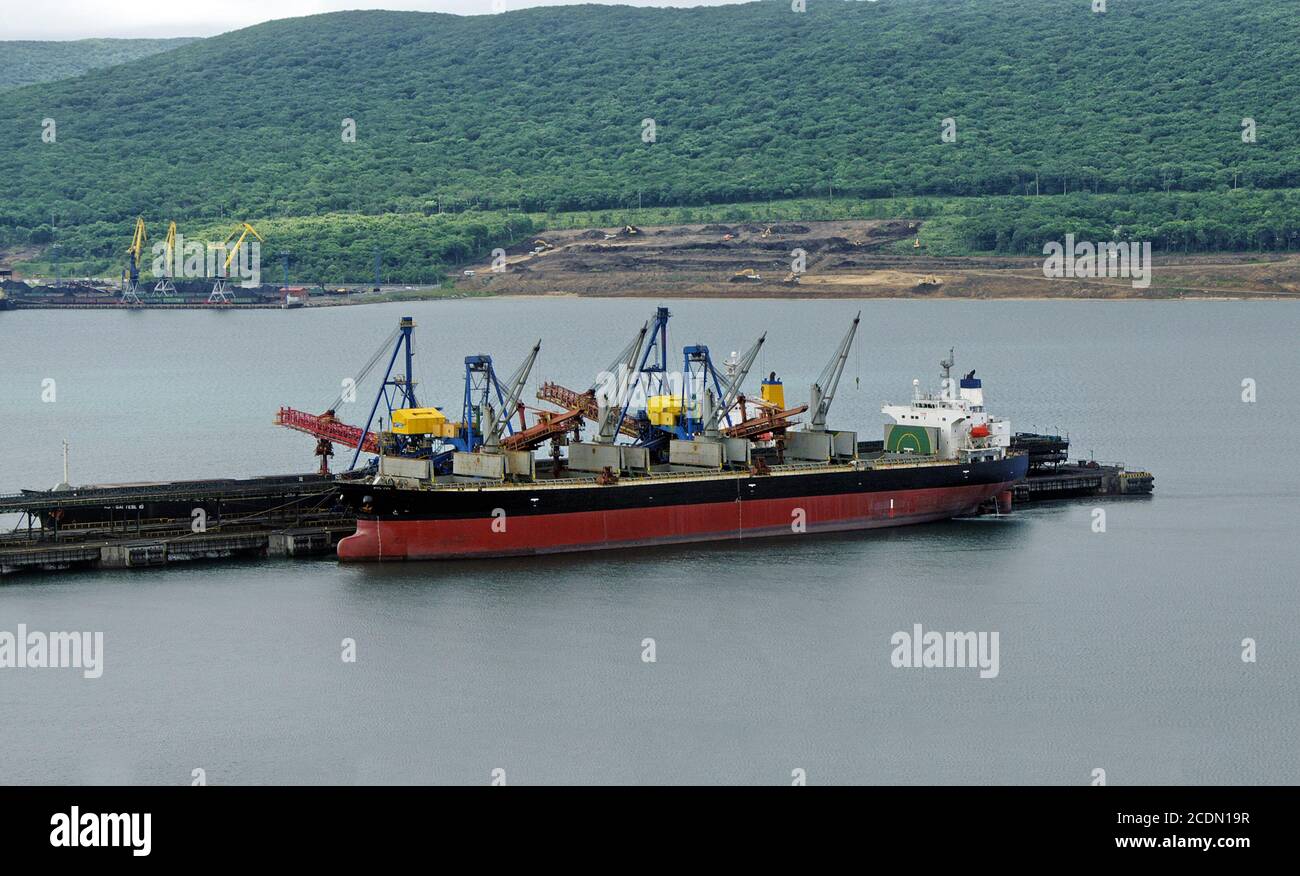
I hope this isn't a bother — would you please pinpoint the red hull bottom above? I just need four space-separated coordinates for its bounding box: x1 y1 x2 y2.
337 482 1016 561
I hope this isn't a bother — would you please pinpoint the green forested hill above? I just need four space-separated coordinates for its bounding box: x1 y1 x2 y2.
2 1 1300 280
0 38 197 90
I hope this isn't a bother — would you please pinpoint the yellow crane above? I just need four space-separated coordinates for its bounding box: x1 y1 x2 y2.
121 217 148 305
208 221 264 303
154 221 178 295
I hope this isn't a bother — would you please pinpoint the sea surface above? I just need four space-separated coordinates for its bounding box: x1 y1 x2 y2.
1 298 1297 785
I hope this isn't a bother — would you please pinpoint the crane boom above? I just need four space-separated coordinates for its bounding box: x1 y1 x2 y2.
163 222 176 265
537 383 640 438
594 321 648 442
483 340 542 452
154 222 179 293
220 222 263 273
808 312 861 431
705 332 765 436
124 217 147 283
275 406 379 454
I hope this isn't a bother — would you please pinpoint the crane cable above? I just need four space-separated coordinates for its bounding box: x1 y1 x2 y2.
323 325 401 412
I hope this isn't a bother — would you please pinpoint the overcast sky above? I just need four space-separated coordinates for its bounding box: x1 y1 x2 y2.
2 0 756 40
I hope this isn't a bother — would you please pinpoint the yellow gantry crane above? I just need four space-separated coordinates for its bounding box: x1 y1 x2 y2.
208 221 264 303
154 221 178 295
121 217 148 304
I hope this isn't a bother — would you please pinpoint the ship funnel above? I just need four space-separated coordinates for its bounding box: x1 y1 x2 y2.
959 369 984 408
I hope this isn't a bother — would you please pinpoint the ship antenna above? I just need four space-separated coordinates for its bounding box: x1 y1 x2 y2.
940 348 955 397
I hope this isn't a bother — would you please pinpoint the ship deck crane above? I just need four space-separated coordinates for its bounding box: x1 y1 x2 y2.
495 326 653 453
121 217 147 305
499 407 585 452
703 333 766 437
482 341 542 453
613 306 673 442
460 354 512 450
535 382 640 439
154 221 178 295
722 403 808 440
807 312 861 432
677 343 734 439
535 320 648 441
594 321 649 443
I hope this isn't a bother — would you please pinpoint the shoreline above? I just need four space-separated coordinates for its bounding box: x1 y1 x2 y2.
5 290 1297 310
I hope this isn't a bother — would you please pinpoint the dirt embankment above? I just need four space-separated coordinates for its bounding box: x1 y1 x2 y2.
459 220 1300 300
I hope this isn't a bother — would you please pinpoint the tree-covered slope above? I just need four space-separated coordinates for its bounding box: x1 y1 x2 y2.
0 38 197 90
1 0 1298 243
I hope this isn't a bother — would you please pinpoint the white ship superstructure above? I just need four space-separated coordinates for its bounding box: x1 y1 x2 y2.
881 351 1011 464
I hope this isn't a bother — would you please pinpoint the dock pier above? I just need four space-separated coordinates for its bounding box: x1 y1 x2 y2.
0 474 356 577
1005 433 1154 502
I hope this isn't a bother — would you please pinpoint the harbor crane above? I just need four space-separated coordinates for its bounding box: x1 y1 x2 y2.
277 317 538 473
612 305 673 442
276 317 416 473
154 221 178 295
482 341 542 453
807 312 861 432
209 221 263 304
120 217 148 305
347 316 419 469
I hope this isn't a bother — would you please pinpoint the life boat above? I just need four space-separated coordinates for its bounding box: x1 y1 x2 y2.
969 424 991 439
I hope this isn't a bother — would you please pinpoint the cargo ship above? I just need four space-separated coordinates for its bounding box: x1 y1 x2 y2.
329 313 1027 561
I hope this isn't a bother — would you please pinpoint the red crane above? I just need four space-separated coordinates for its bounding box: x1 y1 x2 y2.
500 407 586 452
537 382 640 438
275 407 378 474
723 404 808 440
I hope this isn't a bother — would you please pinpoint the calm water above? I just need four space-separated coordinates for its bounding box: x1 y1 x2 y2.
1 299 1297 785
